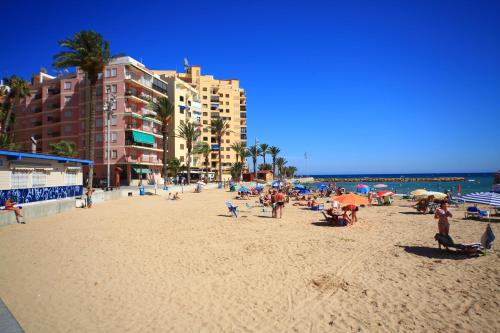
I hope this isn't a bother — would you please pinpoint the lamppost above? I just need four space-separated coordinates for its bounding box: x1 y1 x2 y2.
105 87 116 190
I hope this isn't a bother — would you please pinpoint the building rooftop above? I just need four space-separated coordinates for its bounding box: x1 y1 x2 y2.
0 150 93 165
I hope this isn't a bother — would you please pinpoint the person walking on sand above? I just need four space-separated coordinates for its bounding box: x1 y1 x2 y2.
271 189 278 218
4 197 25 224
275 189 286 219
435 201 452 236
86 187 94 208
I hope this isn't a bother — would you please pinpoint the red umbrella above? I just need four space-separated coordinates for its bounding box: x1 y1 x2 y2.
376 191 395 198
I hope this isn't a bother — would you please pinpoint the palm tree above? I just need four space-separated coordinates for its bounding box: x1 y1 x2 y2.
248 145 261 180
258 163 272 171
275 157 287 180
259 143 269 165
168 157 182 178
193 142 211 182
268 146 280 179
53 30 114 189
230 141 246 163
176 121 200 184
0 133 19 150
210 118 230 184
230 162 244 181
2 75 30 134
286 166 297 178
49 140 77 157
148 97 174 187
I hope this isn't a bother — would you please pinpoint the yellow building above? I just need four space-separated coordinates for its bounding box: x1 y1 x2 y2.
153 64 247 180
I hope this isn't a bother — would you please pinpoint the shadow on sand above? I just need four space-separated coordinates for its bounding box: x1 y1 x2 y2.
399 211 428 215
310 221 345 228
397 245 474 260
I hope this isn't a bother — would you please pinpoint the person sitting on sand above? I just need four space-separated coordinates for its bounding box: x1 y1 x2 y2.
4 197 25 224
338 206 352 226
173 192 181 200
416 198 429 214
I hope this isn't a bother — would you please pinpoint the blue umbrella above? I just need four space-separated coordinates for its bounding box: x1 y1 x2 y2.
462 192 500 207
317 184 329 189
239 187 250 192
255 186 264 191
299 189 311 195
357 187 370 194
294 184 305 190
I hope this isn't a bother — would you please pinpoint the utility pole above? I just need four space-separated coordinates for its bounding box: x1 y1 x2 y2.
105 87 116 190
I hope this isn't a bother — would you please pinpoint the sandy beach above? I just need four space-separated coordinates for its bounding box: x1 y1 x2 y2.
0 189 499 332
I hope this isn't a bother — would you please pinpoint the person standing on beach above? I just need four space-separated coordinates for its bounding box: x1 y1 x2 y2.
86 187 94 208
271 190 278 218
435 201 452 236
275 189 286 219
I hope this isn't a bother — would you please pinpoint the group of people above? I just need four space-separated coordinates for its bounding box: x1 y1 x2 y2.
324 205 359 226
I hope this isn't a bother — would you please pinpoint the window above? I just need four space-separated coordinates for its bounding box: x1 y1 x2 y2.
203 120 207 124
203 104 208 108
225 102 229 105
64 82 72 90
180 144 184 150
202 96 207 100
203 112 208 116
96 103 103 112
202 87 207 91
179 96 184 102
226 147 231 151
96 134 103 142
225 94 229 98
111 114 117 125
180 156 185 162
226 109 230 113
64 125 72 133
203 137 208 141
111 132 117 142
11 170 29 189
64 110 72 118
111 84 117 93
32 170 47 187
112 150 117 159
64 171 78 185
241 127 247 134
226 155 230 159
64 96 71 105
105 69 110 77
111 68 117 77
96 118 103 127
226 139 230 143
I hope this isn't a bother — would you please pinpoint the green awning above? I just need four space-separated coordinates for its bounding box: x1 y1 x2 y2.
132 130 155 145
133 167 151 174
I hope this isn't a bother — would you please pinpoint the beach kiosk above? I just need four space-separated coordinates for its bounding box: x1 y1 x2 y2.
0 150 92 205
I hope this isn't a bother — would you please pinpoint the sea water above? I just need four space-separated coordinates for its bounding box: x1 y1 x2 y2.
307 173 495 195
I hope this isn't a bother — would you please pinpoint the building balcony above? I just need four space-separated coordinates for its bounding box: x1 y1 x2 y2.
240 106 246 111
125 90 151 104
47 88 60 96
141 108 157 117
240 134 247 140
210 112 220 118
125 156 162 164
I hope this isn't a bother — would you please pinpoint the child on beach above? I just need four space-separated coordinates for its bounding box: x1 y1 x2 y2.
435 201 452 236
86 187 94 208
4 197 25 224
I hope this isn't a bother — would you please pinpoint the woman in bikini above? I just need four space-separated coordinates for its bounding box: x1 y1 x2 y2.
4 197 24 224
435 201 452 236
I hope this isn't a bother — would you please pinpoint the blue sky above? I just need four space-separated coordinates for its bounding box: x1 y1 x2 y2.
2 0 500 174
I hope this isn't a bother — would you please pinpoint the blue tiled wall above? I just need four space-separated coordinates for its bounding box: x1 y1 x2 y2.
0 185 83 204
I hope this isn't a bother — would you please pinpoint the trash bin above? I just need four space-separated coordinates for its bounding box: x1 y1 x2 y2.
139 186 145 196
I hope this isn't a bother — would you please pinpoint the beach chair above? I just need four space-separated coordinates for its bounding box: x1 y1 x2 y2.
225 201 238 218
434 233 483 256
464 206 480 219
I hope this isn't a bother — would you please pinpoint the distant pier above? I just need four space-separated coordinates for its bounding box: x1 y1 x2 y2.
313 177 465 183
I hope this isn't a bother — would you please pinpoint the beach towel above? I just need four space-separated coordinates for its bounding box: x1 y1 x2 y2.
434 233 483 255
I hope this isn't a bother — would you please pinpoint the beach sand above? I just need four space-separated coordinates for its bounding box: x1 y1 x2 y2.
0 189 499 332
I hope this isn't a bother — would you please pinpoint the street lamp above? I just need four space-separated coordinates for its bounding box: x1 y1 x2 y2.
105 87 116 190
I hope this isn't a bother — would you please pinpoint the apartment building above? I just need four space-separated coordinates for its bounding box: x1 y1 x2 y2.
153 65 247 180
12 56 168 186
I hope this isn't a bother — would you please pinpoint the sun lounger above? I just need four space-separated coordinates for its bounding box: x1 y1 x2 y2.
434 233 483 256
225 201 238 218
464 206 489 220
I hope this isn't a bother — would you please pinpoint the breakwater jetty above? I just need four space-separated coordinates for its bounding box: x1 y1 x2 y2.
313 177 465 183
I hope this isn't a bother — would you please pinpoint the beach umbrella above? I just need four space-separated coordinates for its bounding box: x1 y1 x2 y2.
294 184 305 190
357 187 370 194
374 184 388 188
238 187 250 192
423 191 448 199
355 184 369 189
411 189 427 196
299 189 311 195
317 184 329 189
255 186 264 191
461 192 500 207
333 193 369 206
376 191 394 197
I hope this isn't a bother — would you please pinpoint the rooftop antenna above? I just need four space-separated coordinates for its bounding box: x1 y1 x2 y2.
184 57 190 72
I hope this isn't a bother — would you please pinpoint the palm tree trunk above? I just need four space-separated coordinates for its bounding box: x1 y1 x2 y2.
218 136 222 184
205 155 209 183
253 158 257 179
186 148 191 184
263 155 266 165
87 83 96 189
162 125 168 187
3 93 20 134
272 158 276 179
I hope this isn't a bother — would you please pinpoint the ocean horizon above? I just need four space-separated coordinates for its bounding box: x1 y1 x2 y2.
304 172 496 195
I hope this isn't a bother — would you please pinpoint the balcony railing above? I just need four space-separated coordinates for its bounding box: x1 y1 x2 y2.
125 140 158 149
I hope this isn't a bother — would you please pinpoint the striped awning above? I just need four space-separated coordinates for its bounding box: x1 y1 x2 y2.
461 192 500 207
